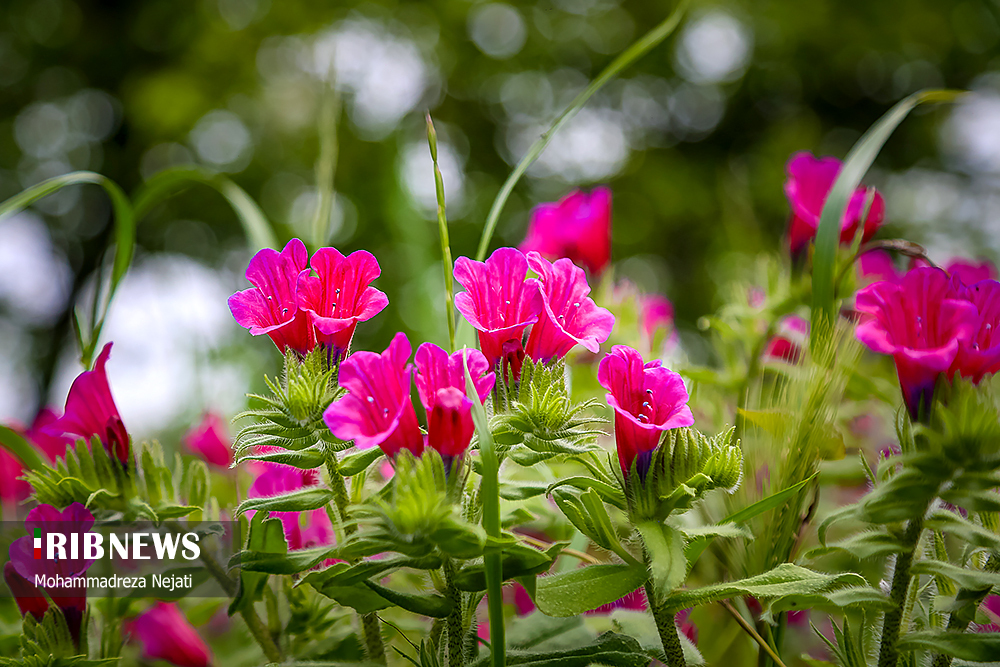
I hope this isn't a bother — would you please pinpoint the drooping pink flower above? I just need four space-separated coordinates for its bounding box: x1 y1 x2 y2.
426 387 475 463
597 345 694 477
855 267 978 420
524 252 615 363
43 343 129 464
519 187 612 275
763 315 810 364
784 152 886 257
246 463 334 551
183 412 232 468
296 248 389 361
951 279 1000 383
454 248 542 381
640 294 678 356
324 333 423 457
9 503 94 644
24 408 74 461
414 344 495 409
946 258 998 286
858 249 903 285
3 561 48 620
229 238 315 355
127 602 212 667
0 448 31 507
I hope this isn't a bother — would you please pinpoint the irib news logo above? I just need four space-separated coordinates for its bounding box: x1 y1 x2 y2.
30 528 202 561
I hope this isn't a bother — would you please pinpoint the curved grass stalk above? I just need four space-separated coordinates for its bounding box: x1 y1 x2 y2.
427 113 457 352
474 0 689 261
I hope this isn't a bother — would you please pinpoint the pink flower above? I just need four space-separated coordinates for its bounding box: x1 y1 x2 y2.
524 252 615 363
44 343 129 464
414 344 495 409
127 602 212 667
951 279 1000 383
24 408 74 461
946 258 998 286
9 503 94 644
426 387 475 462
0 449 31 507
640 294 678 356
519 187 612 275
324 333 423 458
784 152 886 256
855 267 979 420
296 248 389 361
858 249 903 285
247 463 334 551
183 412 232 468
229 238 315 355
587 587 647 615
3 561 48 620
763 315 810 364
598 345 694 477
454 248 542 381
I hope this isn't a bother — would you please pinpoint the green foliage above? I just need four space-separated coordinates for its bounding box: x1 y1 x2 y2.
2 608 118 667
467 631 656 667
896 630 1000 662
527 564 649 618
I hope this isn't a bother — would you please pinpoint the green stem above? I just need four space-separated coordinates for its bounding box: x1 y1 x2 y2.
877 517 925 667
311 75 340 250
362 613 387 664
474 0 689 261
930 553 999 667
643 581 686 667
426 113 456 352
445 559 465 667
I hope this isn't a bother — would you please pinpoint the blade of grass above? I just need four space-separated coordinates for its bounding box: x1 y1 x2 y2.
311 78 341 250
464 353 503 667
0 424 45 471
428 113 457 352
810 89 962 352
475 0 689 261
0 171 135 369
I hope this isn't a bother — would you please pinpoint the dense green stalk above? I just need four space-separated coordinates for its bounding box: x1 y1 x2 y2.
643 581 686 667
877 517 925 667
445 559 465 667
474 0 689 261
426 113 456 352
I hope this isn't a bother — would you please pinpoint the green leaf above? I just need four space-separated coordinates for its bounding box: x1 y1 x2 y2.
454 542 561 592
235 487 336 515
533 563 649 617
500 481 551 501
677 523 752 541
236 443 326 470
811 89 962 348
546 476 627 511
925 510 1000 552
636 522 686 604
337 447 384 476
315 582 392 614
469 631 654 667
363 580 454 618
804 531 906 560
910 559 1000 591
0 423 44 471
763 586 893 622
228 546 339 575
660 563 866 613
897 630 1000 662
132 166 276 250
475 0 690 260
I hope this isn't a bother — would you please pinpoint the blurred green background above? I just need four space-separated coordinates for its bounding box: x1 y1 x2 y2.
1 0 999 442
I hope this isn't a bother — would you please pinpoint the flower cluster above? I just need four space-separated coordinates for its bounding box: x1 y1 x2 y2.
228 239 388 360
519 187 612 276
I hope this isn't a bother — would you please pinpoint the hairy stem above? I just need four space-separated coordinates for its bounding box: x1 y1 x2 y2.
644 581 686 667
877 517 925 667
445 559 465 667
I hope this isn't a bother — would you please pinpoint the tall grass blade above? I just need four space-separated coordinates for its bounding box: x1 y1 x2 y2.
428 113 457 352
311 79 341 250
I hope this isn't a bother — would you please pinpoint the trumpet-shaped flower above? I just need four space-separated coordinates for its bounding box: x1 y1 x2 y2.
324 332 423 457
3 561 48 620
519 187 612 275
183 412 232 468
229 238 315 354
524 252 615 363
639 294 678 356
296 248 389 360
856 267 979 419
9 503 94 644
44 343 129 464
947 258 997 286
784 152 885 256
426 387 475 462
454 248 542 379
952 279 1000 383
414 343 494 409
598 345 694 477
127 602 213 667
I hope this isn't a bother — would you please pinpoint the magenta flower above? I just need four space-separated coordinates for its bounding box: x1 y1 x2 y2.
9 503 94 644
951 279 1000 383
597 345 694 477
127 602 212 667
183 412 232 468
23 408 74 461
763 315 810 364
519 187 612 275
414 344 495 409
0 448 30 508
784 152 886 256
524 252 615 363
229 238 315 355
247 463 335 551
858 249 903 285
855 267 979 420
454 248 542 381
3 561 48 620
639 294 678 356
426 387 475 463
324 332 423 458
296 247 389 360
44 342 129 464
946 258 998 286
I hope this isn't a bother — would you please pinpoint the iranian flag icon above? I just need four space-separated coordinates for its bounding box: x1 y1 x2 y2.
33 528 41 559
